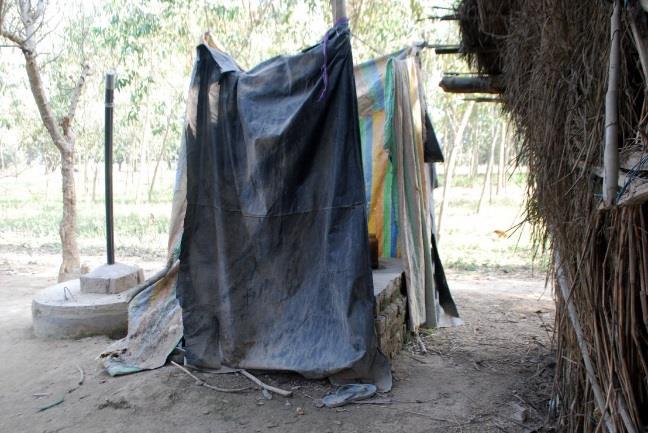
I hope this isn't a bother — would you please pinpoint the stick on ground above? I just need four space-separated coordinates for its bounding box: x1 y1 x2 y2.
76 364 84 386
238 369 293 397
171 361 248 393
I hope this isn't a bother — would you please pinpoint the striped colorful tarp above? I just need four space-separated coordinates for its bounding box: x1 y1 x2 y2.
356 49 461 329
354 53 404 258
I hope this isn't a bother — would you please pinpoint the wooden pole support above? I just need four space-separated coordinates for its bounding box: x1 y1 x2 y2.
330 0 347 23
603 0 621 206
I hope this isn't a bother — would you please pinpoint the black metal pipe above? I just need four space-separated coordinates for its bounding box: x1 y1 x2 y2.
105 71 115 265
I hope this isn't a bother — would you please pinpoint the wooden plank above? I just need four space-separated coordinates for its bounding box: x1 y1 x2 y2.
618 181 648 206
619 149 648 171
576 160 648 206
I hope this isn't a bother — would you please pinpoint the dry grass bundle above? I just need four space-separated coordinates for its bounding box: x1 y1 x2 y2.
457 0 518 75
457 0 648 431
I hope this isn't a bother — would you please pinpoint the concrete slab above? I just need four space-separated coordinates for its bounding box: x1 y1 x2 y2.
80 263 144 294
32 279 128 339
372 257 403 296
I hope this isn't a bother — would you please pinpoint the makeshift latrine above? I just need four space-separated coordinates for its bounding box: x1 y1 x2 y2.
450 1 648 431
101 20 458 387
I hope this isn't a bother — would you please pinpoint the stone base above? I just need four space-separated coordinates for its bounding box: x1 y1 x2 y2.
32 279 128 339
80 263 144 294
373 258 407 360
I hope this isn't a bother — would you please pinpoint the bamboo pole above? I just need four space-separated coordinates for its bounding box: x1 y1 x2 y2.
330 0 346 23
554 251 617 433
628 1 648 88
439 75 504 94
603 0 621 207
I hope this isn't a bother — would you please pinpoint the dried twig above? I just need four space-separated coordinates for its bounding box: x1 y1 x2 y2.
170 361 248 393
76 364 84 386
414 333 428 354
238 369 292 397
37 397 64 413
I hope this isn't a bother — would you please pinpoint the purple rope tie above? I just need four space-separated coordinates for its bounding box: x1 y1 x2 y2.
318 17 349 101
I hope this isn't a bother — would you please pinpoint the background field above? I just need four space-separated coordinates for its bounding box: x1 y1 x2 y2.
0 162 545 278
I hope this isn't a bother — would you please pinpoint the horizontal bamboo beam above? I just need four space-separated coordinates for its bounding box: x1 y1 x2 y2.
463 97 503 103
435 45 461 54
434 45 498 55
439 75 504 94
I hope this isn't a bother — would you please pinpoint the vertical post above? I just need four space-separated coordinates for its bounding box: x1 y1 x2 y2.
330 0 346 23
629 0 648 90
604 0 621 207
105 71 115 265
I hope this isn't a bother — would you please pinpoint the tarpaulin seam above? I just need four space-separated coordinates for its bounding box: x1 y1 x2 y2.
187 202 366 218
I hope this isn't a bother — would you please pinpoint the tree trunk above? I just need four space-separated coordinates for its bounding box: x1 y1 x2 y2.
0 141 5 171
82 155 89 196
477 125 498 213
148 113 172 202
497 121 507 194
92 162 99 203
470 140 479 181
2 2 87 281
135 80 152 204
436 101 475 236
58 148 81 281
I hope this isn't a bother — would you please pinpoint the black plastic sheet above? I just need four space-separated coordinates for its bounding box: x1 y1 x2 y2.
176 23 390 387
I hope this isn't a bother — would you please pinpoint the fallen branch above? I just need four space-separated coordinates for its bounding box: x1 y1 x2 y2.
37 397 64 413
238 369 293 397
350 398 392 405
171 361 248 393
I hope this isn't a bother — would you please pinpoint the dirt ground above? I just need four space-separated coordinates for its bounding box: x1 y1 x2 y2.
0 251 556 433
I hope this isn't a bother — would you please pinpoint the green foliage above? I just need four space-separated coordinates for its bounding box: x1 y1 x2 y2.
0 0 530 269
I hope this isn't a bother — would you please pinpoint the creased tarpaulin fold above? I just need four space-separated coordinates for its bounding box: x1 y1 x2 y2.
101 22 391 390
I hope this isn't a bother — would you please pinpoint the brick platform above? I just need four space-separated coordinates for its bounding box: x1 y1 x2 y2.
372 259 407 359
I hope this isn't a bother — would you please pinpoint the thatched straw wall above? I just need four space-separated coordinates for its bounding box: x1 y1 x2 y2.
457 1 648 431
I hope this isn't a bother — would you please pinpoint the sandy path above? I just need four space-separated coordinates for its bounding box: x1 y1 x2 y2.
0 252 555 433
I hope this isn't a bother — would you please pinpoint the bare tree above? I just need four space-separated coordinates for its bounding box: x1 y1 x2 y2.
496 120 508 193
1 0 89 281
436 101 475 236
477 123 499 213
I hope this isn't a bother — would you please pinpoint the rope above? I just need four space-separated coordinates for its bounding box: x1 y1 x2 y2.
616 153 648 201
318 17 349 101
